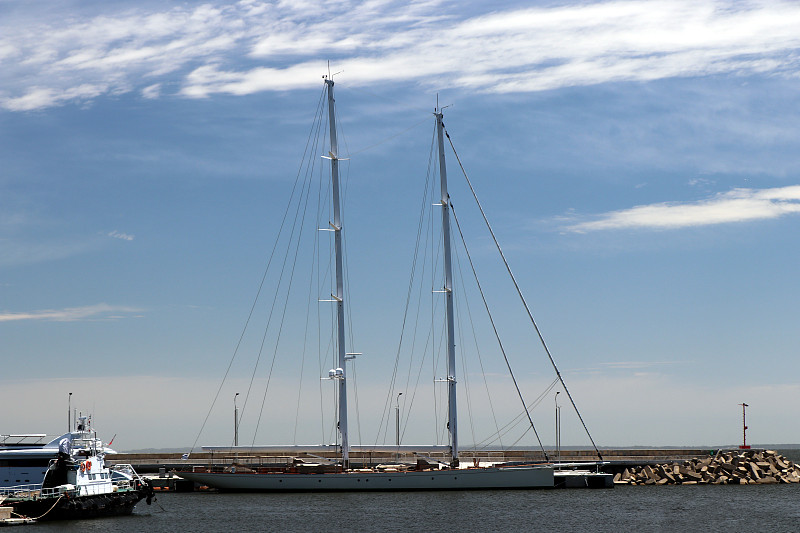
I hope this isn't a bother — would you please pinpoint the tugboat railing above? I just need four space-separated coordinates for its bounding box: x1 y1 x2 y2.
0 483 79 500
0 484 42 497
1 463 147 500
111 463 147 483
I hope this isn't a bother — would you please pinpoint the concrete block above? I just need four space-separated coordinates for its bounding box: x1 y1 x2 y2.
683 470 702 481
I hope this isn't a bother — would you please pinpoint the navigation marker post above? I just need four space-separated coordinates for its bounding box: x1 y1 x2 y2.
739 402 750 450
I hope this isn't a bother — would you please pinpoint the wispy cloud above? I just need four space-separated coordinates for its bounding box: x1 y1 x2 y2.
599 361 678 370
0 240 98 268
107 230 134 241
564 185 800 232
141 83 161 99
0 303 142 322
3 1 800 110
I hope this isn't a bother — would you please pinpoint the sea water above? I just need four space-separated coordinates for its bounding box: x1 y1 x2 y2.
30 483 800 532
33 450 800 532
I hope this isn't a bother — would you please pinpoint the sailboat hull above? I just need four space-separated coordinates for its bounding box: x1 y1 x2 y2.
178 465 554 492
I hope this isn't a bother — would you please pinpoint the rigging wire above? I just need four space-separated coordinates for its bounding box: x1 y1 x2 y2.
452 254 478 453
473 377 559 450
430 147 447 446
444 127 604 461
294 106 328 444
328 92 364 447
241 93 324 446
249 116 320 446
321 99 340 448
450 204 549 460
318 150 336 443
450 225 504 450
373 123 437 446
185 85 327 457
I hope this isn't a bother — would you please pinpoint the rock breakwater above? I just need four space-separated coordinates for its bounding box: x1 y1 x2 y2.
614 449 800 485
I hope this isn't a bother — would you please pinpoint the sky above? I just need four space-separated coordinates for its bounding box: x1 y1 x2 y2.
2 0 800 452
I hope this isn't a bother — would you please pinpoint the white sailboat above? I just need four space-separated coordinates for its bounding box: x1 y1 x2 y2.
179 76 555 491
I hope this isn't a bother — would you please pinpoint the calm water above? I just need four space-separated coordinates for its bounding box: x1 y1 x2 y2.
33 450 800 532
31 483 800 532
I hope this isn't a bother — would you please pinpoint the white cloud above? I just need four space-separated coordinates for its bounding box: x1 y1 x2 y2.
0 303 142 322
2 83 109 111
565 185 800 232
141 83 161 99
3 1 800 110
108 230 135 241
3 87 58 112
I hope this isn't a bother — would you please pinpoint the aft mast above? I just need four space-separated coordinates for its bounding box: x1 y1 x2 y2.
325 76 349 469
435 108 459 468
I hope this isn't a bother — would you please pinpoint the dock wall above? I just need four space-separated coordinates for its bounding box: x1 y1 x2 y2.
108 448 715 474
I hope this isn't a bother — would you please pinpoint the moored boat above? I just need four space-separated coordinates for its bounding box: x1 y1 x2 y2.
1 416 152 521
180 462 552 491
179 73 609 491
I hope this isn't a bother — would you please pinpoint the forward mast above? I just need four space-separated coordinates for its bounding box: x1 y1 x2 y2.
324 77 349 468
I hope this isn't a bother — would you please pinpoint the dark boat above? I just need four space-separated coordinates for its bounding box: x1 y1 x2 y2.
1 416 152 521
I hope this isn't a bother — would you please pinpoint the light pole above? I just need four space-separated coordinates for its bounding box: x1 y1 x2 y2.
554 391 561 467
396 392 403 460
68 392 72 432
234 393 240 447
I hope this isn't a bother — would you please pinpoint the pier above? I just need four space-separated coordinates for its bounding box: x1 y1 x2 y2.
107 448 715 473
106 448 722 491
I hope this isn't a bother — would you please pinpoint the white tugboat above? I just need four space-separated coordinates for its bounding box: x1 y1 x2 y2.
0 416 152 521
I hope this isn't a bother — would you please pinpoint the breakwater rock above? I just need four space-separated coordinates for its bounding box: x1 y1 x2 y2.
613 449 800 485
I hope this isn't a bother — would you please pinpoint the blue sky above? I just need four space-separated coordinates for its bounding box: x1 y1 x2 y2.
2 0 800 451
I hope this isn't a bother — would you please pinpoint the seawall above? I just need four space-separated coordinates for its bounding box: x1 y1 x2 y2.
108 448 718 473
